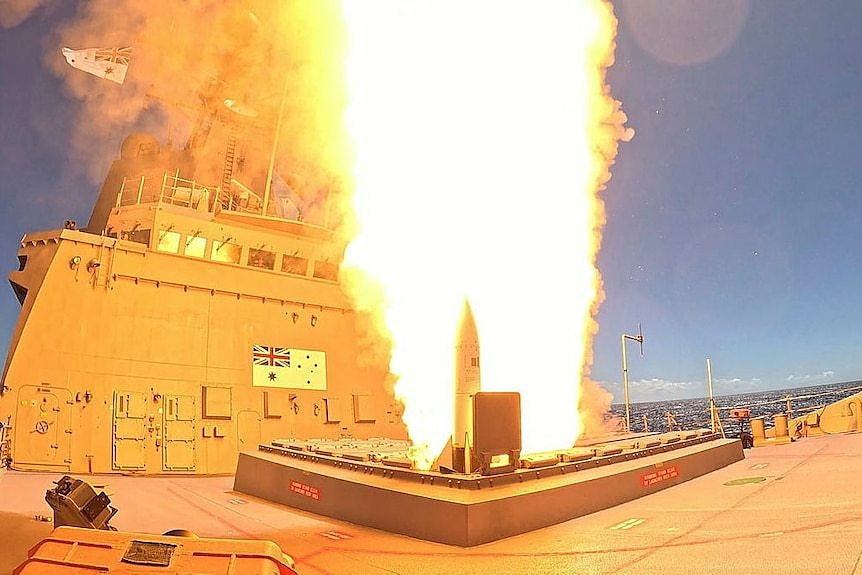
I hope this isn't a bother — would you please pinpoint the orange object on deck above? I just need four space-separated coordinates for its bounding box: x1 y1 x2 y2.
730 408 751 420
14 526 298 574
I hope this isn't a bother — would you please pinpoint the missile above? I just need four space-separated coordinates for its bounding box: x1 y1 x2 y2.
452 299 480 473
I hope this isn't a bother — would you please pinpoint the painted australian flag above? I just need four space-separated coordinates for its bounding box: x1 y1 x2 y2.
252 345 291 367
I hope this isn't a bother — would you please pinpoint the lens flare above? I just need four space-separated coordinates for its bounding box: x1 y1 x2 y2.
340 0 631 469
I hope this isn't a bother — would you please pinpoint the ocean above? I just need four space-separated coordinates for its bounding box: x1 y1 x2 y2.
608 379 862 437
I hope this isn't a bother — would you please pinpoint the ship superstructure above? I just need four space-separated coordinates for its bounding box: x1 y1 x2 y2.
0 132 405 475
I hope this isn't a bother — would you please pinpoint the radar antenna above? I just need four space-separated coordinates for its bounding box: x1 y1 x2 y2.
637 322 645 358
621 322 646 433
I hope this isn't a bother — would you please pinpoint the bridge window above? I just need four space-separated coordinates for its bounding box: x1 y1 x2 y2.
248 248 275 270
125 228 151 246
157 230 181 253
313 261 338 281
184 235 207 258
211 240 242 264
281 255 308 276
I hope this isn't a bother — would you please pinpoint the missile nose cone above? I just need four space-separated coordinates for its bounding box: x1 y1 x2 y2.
455 297 480 392
457 299 478 345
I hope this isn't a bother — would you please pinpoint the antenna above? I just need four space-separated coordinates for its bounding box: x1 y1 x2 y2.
637 322 645 358
620 323 646 433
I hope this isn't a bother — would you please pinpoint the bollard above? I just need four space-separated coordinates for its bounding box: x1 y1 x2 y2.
849 399 862 431
750 417 766 447
774 414 789 437
772 413 792 444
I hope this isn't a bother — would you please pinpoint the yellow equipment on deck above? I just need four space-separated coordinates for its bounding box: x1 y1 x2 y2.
14 526 298 575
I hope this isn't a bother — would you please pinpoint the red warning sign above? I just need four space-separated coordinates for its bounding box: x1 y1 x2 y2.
290 480 321 501
640 465 679 487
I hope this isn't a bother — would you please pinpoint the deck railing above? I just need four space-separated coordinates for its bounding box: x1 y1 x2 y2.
115 172 266 216
618 383 862 435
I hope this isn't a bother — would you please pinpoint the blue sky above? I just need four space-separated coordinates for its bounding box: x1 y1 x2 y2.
1 1 861 402
596 0 862 401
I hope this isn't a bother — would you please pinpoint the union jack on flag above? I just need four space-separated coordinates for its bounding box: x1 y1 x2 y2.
253 345 291 367
94 47 132 65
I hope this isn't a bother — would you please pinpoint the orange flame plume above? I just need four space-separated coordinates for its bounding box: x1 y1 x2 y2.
340 0 632 469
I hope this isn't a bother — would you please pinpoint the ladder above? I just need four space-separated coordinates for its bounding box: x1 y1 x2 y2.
221 125 238 196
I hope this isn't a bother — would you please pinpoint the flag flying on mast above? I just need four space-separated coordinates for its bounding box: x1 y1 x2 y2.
62 46 132 84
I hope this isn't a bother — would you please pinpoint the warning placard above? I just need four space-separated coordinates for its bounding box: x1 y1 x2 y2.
290 480 321 501
640 465 679 487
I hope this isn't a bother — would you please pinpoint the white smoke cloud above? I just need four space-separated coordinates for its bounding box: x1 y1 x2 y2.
786 371 835 384
0 0 48 28
598 377 698 402
712 377 764 395
632 378 695 393
600 374 770 402
715 376 762 386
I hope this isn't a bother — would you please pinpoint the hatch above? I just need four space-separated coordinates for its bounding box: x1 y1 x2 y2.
14 385 72 469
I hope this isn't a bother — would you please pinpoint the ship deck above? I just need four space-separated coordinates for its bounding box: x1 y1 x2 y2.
2 431 862 574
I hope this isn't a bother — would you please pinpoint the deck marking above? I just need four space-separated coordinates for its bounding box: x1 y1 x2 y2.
610 518 645 530
750 463 769 470
759 531 784 538
165 487 256 539
723 476 767 486
320 530 352 540
227 498 247 505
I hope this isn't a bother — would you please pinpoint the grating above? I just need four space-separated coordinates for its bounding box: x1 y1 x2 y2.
122 540 177 566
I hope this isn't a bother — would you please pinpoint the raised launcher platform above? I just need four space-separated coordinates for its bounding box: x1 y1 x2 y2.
234 432 744 547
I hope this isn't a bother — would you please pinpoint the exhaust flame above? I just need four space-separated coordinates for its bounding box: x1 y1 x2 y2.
341 1 632 469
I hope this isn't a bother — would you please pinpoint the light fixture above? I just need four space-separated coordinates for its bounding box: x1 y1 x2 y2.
69 256 82 270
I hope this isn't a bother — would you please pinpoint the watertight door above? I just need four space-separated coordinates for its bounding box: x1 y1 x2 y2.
112 391 147 470
162 394 196 471
14 385 72 469
237 410 261 450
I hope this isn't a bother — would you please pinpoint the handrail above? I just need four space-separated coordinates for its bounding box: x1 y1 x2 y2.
113 170 320 226
114 172 220 212
231 178 263 204
221 178 264 214
716 383 862 411
619 383 862 434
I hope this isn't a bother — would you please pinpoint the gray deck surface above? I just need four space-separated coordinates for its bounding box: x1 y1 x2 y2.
2 431 861 574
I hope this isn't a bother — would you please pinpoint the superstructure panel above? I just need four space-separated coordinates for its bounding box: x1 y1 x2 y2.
1 182 403 474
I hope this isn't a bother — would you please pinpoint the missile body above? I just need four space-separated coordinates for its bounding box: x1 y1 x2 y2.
453 299 480 473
